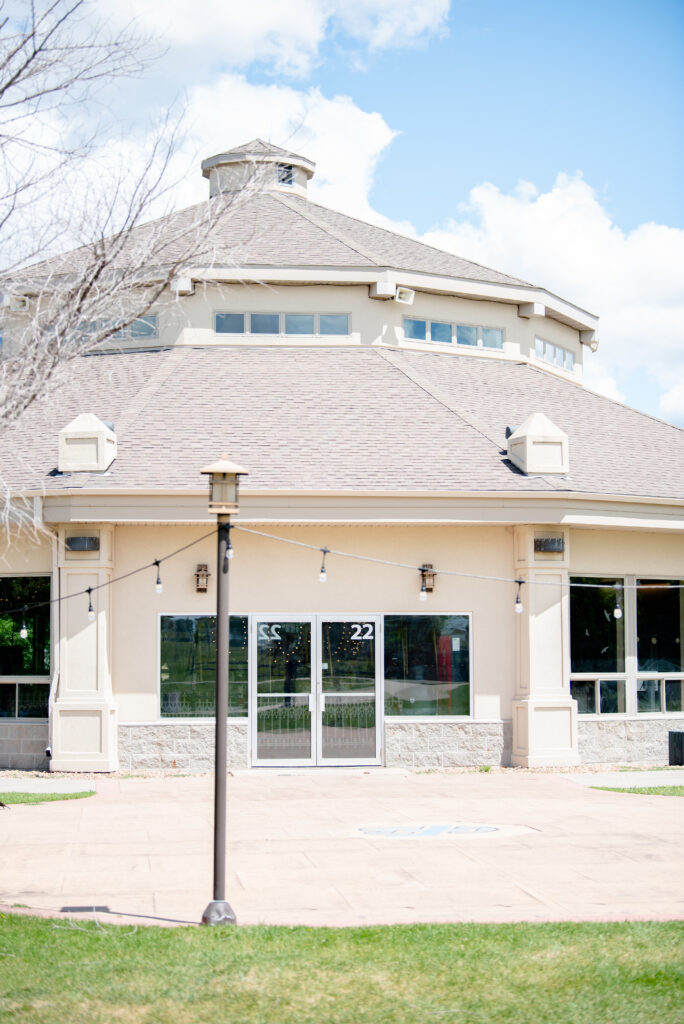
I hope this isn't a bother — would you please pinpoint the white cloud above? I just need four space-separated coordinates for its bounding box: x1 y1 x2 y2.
152 74 403 228
422 174 684 425
98 0 449 78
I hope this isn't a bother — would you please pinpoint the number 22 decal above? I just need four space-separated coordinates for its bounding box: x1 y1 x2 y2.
350 623 374 640
258 623 282 641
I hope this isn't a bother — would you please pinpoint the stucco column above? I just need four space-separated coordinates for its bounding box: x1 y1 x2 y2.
49 525 118 771
511 525 579 767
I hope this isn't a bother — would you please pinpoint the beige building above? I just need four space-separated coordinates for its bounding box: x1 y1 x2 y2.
1 140 683 773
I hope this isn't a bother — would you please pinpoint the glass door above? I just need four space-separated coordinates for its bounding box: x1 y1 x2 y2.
317 616 382 765
252 617 315 765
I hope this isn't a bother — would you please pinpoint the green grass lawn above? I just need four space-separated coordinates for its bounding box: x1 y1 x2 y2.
1 917 682 1024
0 790 94 805
592 785 684 797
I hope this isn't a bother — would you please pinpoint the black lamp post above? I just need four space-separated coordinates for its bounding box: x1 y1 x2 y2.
200 454 248 926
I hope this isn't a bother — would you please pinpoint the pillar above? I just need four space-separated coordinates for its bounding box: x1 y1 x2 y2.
511 525 579 767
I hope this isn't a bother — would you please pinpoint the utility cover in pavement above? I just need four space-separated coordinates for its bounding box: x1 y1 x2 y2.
359 824 498 838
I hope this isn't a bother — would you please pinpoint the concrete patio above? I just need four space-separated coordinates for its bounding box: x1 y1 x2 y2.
1 768 683 927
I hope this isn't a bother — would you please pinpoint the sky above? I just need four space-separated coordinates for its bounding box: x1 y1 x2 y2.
40 1 684 423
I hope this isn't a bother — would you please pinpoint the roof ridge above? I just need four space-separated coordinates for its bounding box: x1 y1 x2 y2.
283 194 532 287
272 193 382 266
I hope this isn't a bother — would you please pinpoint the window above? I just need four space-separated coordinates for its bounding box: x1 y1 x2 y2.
430 321 452 344
0 576 51 719
250 313 280 335
535 337 575 372
277 163 294 186
636 580 683 672
285 314 314 335
160 615 248 717
404 318 427 341
78 315 159 342
215 313 245 334
403 318 504 349
214 313 350 337
384 615 470 717
570 577 624 674
319 314 349 336
570 576 684 715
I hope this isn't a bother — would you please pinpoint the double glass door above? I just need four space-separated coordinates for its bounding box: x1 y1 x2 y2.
251 615 381 765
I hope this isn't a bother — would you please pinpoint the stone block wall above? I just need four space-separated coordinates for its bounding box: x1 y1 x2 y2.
578 717 684 763
385 720 512 768
117 722 249 772
0 721 49 770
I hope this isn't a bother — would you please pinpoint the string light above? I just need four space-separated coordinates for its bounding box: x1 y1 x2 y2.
614 583 623 619
225 525 234 562
319 548 329 583
154 560 163 594
419 567 428 602
0 522 681 625
19 606 28 639
86 587 95 621
515 580 524 614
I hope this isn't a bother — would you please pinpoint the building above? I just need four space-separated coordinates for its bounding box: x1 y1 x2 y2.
0 139 682 774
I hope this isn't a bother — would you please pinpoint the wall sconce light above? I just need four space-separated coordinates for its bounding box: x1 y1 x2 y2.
195 563 211 592
418 563 436 601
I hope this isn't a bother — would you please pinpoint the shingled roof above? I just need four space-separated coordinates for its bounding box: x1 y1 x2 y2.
18 186 531 288
4 346 683 501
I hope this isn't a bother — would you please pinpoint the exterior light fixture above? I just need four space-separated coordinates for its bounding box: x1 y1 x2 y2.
195 563 211 592
201 454 249 514
200 453 249 928
515 580 524 614
419 564 435 601
613 583 623 620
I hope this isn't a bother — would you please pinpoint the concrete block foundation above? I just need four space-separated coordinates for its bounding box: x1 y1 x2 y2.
578 717 684 764
0 721 49 770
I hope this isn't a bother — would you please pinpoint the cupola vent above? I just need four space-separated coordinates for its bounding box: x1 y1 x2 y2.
201 138 315 198
507 413 569 476
58 414 117 473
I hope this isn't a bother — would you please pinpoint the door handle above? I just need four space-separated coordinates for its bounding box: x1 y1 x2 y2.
308 693 314 714
320 694 326 712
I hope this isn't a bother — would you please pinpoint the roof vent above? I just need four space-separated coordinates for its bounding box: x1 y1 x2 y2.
506 413 569 476
58 414 117 473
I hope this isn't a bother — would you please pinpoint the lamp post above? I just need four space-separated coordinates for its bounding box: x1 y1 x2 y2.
200 454 248 926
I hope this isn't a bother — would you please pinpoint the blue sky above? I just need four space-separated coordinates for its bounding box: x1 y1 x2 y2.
83 1 684 422
308 0 684 235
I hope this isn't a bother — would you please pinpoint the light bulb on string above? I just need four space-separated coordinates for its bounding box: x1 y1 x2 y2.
613 583 623 619
419 575 428 602
19 606 28 639
154 560 163 594
319 548 329 583
225 526 234 562
87 587 95 621
515 580 524 614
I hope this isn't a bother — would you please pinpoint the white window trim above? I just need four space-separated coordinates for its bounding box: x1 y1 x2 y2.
570 573 684 717
402 317 505 351
214 312 351 338
382 610 474 721
157 611 248 723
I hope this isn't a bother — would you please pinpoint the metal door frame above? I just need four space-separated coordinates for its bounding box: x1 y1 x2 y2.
249 614 383 767
316 614 383 767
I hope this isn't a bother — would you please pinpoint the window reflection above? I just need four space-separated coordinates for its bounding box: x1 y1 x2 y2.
384 615 470 716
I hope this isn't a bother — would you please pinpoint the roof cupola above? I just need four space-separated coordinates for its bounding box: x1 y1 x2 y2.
201 138 315 198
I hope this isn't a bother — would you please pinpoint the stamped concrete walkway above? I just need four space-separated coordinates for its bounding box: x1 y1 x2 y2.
1 768 683 927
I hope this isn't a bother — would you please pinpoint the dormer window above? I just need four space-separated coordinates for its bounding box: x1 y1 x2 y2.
277 163 294 186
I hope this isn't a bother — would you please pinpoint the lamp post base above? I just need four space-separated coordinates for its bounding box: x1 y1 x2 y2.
201 900 237 926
